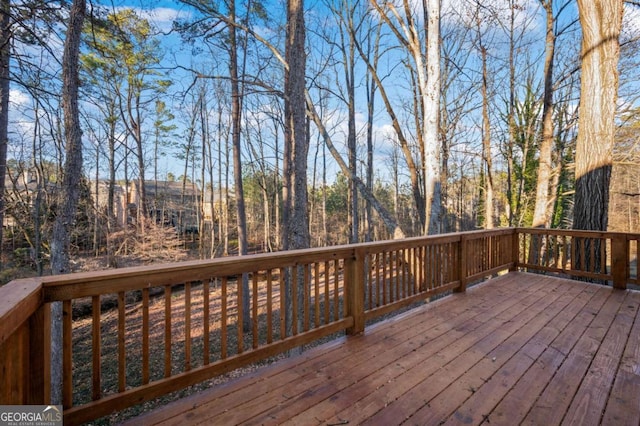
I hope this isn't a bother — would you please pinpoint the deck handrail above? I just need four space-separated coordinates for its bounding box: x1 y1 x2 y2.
0 227 636 424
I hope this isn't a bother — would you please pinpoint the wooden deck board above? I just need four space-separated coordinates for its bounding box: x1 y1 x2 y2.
127 272 640 426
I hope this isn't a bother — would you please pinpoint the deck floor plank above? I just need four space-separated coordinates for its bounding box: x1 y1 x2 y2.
127 272 640 426
209 274 534 426
601 291 640 425
442 279 601 426
486 284 611 426
522 289 629 425
416 277 593 426
321 274 554 426
561 290 640 425
183 275 518 425
361 276 573 426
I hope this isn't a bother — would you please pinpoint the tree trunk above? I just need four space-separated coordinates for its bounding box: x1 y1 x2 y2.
573 0 622 232
0 0 10 267
532 0 556 229
422 0 441 234
50 0 85 404
480 45 494 229
364 20 381 241
228 0 250 328
505 0 517 227
346 24 358 244
284 0 309 344
573 0 622 276
107 107 117 223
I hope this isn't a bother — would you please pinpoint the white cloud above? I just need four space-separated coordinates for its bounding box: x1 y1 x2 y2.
9 89 30 108
137 7 192 32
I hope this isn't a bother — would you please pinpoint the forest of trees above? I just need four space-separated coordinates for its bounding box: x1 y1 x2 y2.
1 0 639 282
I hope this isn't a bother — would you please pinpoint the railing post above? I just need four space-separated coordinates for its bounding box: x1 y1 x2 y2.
611 234 629 290
510 229 519 272
456 236 468 293
346 249 365 335
28 303 51 404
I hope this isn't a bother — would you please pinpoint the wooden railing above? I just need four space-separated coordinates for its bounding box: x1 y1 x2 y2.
0 228 637 424
516 228 639 288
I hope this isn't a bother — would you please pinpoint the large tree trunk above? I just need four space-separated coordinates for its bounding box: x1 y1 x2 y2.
283 0 308 343
573 0 622 232
50 0 86 404
573 0 622 276
284 0 309 251
423 0 442 234
0 0 10 268
532 0 556 229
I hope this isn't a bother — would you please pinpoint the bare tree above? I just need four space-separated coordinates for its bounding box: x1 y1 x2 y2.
368 0 442 234
49 0 85 404
0 0 10 267
531 0 574 228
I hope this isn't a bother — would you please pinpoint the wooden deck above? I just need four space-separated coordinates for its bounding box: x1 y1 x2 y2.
126 271 640 426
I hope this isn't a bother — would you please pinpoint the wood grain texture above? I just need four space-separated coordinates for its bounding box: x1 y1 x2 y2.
126 272 640 426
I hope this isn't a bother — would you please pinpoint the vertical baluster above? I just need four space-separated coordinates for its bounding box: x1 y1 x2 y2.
292 266 298 335
411 247 418 295
164 285 172 377
117 291 125 392
324 261 330 323
221 277 228 359
375 253 381 307
279 268 286 338
266 270 273 344
333 259 340 321
237 276 244 354
382 252 387 305
63 300 73 408
448 243 454 284
392 250 398 301
252 273 259 349
303 264 310 332
203 280 210 365
184 282 191 371
428 245 434 290
401 248 408 298
91 295 101 401
314 263 320 328
366 254 373 310
601 238 607 275
417 246 424 293
142 288 149 384
334 260 340 320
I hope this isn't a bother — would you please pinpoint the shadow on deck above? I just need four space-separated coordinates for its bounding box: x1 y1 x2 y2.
127 272 640 426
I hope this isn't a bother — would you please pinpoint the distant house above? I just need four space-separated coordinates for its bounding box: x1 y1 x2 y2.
136 180 201 233
91 180 128 227
90 179 230 234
